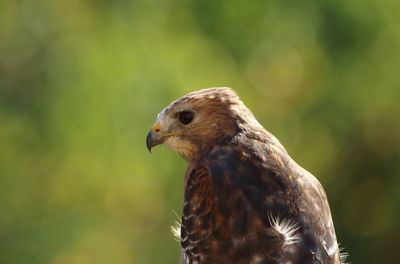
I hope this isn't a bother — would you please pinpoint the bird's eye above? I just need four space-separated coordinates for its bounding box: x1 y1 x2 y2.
178 111 194 125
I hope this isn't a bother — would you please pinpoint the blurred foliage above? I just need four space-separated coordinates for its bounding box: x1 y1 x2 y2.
0 0 399 263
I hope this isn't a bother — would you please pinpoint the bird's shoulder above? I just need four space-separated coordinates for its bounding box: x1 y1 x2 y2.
183 139 288 263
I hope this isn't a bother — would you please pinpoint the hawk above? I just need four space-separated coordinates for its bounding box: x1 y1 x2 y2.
146 87 345 264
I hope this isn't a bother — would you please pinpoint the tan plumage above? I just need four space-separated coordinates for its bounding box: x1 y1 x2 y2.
147 87 346 264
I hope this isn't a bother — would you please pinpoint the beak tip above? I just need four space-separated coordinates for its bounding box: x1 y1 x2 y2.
146 130 163 153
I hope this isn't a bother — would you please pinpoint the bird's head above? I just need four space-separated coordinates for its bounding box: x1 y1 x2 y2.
147 87 261 161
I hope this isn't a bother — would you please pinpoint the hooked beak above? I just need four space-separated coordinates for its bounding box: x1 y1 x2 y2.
146 131 164 152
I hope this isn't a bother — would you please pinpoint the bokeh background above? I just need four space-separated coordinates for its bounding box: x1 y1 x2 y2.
1 0 399 263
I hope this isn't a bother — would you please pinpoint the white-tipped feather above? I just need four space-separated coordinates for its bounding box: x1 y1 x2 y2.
339 244 350 264
171 210 182 242
171 220 181 242
268 212 300 246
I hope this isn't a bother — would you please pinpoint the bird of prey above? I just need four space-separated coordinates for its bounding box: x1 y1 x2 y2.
147 87 345 264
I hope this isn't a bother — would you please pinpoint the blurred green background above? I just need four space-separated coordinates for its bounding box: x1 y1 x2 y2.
1 0 399 263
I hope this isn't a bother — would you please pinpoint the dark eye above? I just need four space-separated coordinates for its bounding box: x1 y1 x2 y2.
178 111 194 125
